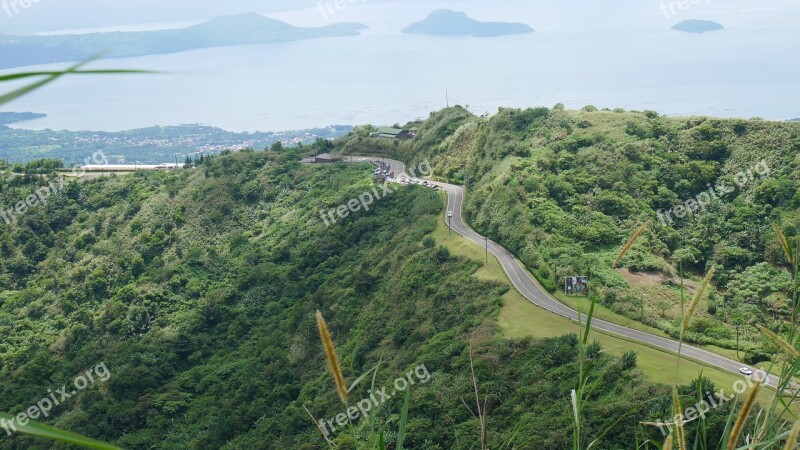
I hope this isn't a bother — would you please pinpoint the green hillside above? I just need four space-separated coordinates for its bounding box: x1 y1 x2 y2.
0 148 697 448
337 106 800 363
1 106 798 448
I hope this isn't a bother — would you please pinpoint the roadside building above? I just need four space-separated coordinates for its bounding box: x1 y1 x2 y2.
313 153 339 163
370 127 412 139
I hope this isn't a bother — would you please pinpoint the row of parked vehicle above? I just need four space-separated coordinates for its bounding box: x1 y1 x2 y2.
358 158 437 190
399 177 439 190
360 158 393 178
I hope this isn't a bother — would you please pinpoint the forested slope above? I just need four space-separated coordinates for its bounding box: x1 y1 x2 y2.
0 149 688 448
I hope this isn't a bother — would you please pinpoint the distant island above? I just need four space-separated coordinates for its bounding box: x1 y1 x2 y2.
0 112 46 126
789 118 800 122
0 13 368 69
671 20 724 33
402 10 534 37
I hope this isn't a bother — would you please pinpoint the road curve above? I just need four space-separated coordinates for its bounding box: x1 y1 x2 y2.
344 156 776 388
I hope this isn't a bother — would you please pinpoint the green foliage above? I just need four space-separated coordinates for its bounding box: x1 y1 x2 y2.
387 106 799 354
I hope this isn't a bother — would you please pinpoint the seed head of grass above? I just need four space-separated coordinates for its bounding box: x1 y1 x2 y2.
682 266 716 333
613 223 648 269
756 324 800 360
316 310 348 404
727 380 761 449
672 386 687 450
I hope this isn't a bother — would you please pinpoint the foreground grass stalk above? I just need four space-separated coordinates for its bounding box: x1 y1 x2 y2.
612 223 648 269
726 381 761 449
784 419 800 450
0 413 122 450
663 434 673 449
316 310 348 404
303 406 335 449
681 266 716 333
671 387 687 450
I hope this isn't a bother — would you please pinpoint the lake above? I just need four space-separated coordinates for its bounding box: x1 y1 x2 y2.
3 0 799 132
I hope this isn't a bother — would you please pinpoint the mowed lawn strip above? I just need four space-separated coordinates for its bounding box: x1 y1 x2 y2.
431 213 770 402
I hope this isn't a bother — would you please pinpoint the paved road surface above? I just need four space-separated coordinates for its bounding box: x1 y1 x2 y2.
345 156 776 388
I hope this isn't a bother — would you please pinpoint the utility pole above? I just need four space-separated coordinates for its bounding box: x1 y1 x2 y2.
735 325 741 359
485 236 488 263
447 211 453 235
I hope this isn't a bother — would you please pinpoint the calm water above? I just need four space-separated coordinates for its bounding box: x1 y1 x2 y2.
3 0 800 132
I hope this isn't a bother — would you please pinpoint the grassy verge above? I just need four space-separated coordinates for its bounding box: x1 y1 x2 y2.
553 292 744 362
431 215 770 402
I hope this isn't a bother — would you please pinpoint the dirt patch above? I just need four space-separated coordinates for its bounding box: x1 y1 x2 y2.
617 268 698 295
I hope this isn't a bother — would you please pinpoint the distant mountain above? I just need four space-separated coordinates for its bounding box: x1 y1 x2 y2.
788 118 800 122
671 19 724 33
402 10 533 37
0 13 368 69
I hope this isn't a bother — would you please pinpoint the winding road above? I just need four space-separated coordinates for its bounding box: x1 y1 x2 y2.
346 156 776 388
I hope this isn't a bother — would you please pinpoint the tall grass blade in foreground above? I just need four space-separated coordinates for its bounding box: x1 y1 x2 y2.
396 385 411 450
465 347 489 450
316 310 348 404
757 325 800 359
726 381 761 449
681 266 716 333
774 224 795 266
671 387 687 450
0 57 154 107
0 413 122 450
784 419 800 450
303 406 334 449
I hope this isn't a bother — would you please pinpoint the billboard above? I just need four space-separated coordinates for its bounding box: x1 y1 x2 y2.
565 276 589 295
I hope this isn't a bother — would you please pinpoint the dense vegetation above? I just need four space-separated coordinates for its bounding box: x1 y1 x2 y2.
0 14 367 69
338 106 800 363
0 149 704 448
3 104 798 448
